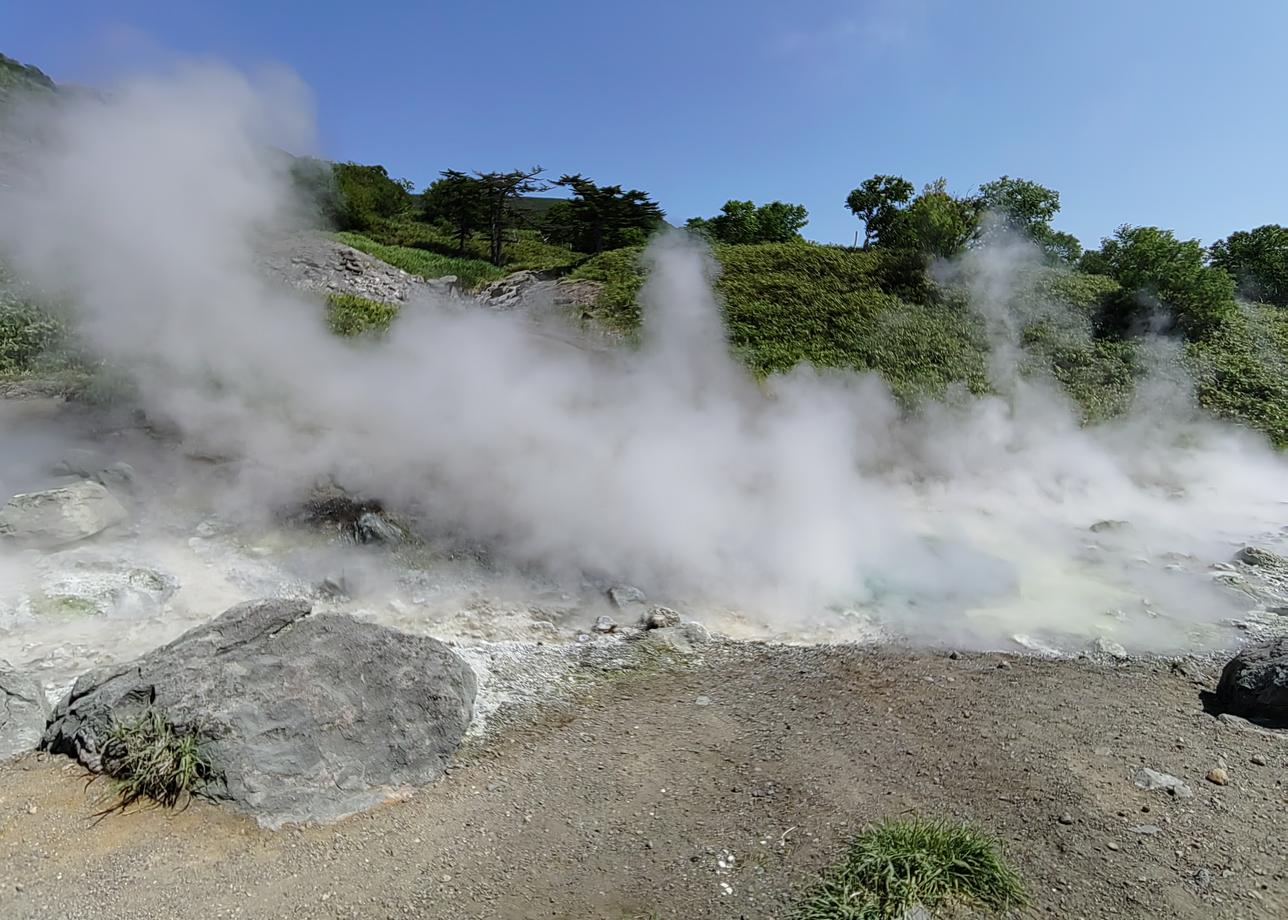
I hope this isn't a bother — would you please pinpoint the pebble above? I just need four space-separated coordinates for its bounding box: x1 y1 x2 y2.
695 696 712 706
1107 842 1120 851
1058 813 1074 826
1250 754 1266 766
1206 768 1229 786
593 615 616 634
1130 825 1161 835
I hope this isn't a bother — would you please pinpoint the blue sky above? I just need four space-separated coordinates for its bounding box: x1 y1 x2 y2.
7 0 1287 247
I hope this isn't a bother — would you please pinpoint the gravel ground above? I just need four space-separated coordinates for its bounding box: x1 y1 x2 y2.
1 639 1284 920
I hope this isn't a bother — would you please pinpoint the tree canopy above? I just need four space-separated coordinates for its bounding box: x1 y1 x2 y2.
974 176 1082 263
543 175 663 253
846 175 915 248
686 200 809 244
1210 224 1288 306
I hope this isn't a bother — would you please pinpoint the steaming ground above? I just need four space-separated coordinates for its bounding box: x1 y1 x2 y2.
2 64 1288 694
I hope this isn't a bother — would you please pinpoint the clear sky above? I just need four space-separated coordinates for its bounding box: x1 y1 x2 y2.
7 0 1287 247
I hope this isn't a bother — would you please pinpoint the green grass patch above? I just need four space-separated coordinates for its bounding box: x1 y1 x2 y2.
326 291 399 337
97 710 213 813
791 819 1027 920
359 218 583 275
0 297 67 375
336 231 505 289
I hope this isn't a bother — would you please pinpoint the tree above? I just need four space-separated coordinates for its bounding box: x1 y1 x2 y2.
883 179 979 259
974 175 1081 263
474 167 548 266
845 175 915 248
1210 224 1288 306
1095 225 1236 337
330 162 413 230
686 200 808 244
545 174 664 253
423 170 487 255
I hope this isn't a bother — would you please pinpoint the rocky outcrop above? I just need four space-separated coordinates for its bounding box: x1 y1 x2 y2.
42 598 477 826
1215 636 1288 726
0 480 127 547
0 667 49 761
257 234 427 305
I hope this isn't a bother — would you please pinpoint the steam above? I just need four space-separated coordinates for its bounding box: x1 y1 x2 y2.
2 63 1286 654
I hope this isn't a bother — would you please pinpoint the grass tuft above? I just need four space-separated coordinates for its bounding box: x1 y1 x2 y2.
791 818 1027 920
96 710 213 814
326 291 399 338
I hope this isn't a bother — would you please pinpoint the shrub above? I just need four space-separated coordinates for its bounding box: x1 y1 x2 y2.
326 292 399 337
0 292 66 374
98 710 213 813
791 819 1027 920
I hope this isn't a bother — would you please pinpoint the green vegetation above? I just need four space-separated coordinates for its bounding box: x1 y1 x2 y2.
326 291 400 337
543 174 664 253
1210 224 1288 306
0 296 65 375
791 819 1027 920
98 710 213 813
686 199 809 244
336 231 506 288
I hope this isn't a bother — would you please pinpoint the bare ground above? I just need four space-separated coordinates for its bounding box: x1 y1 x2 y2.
1 641 1285 920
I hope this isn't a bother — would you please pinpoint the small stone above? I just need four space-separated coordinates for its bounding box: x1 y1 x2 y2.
593 615 616 634
25 803 37 814
13 883 23 893
695 695 712 706
1091 636 1129 660
1205 768 1229 786
1251 754 1266 766
1235 546 1286 567
1130 824 1161 835
1091 519 1130 533
948 650 960 660
1057 813 1074 825
1133 767 1193 799
1107 841 1120 851
996 659 1011 670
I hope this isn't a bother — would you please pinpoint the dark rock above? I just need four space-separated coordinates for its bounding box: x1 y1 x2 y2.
0 667 49 761
593 615 616 634
1215 637 1288 725
1090 520 1130 533
41 599 476 826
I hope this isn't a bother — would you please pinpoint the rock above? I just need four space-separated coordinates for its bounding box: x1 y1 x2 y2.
1090 520 1130 533
355 511 405 545
1130 824 1161 835
1091 636 1129 660
0 667 49 761
646 622 711 654
0 481 128 547
1251 754 1267 766
593 615 616 634
642 605 681 630
49 448 99 478
1214 637 1288 725
477 270 546 309
1133 767 1194 799
93 462 137 494
1205 767 1229 785
1057 813 1074 825
41 599 476 826
1170 659 1210 684
607 585 646 609
1235 546 1287 567
1191 868 1213 891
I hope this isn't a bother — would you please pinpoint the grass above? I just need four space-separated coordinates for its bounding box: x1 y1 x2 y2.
326 291 399 337
336 231 506 289
97 709 213 813
791 819 1027 920
357 217 584 275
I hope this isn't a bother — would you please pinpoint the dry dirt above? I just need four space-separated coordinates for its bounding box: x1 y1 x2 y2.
1 641 1285 920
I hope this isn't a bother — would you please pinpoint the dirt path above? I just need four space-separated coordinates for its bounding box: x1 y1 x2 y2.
1 643 1285 919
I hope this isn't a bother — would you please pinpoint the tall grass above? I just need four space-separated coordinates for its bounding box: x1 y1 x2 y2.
791 819 1027 920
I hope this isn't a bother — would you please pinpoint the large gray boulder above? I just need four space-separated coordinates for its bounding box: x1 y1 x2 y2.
42 599 477 826
1215 636 1288 726
0 666 49 761
0 480 127 547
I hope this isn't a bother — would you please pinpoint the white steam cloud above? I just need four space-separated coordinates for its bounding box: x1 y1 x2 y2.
1 63 1285 654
